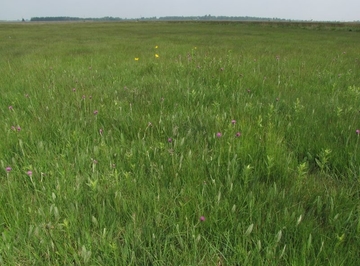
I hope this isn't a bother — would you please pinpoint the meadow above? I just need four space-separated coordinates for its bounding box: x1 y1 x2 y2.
1 21 360 265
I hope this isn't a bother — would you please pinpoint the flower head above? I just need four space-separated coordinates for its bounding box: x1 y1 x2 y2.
6 166 12 172
93 110 98 115
134 57 139 61
27 170 32 176
356 129 360 135
155 54 159 58
236 132 241 137
168 138 172 143
155 45 158 49
216 132 222 138
231 120 236 125
8 106 13 111
200 216 205 222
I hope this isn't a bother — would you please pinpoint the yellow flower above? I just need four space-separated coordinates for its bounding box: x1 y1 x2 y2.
155 54 159 58
134 57 139 61
155 45 158 49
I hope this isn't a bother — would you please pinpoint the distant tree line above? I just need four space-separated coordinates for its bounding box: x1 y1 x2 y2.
30 16 125 22
30 15 293 22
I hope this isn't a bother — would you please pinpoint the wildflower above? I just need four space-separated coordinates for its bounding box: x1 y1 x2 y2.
93 159 98 164
93 110 98 115
82 95 86 99
6 167 12 172
200 216 205 222
356 129 360 135
231 120 236 125
27 170 32 176
134 57 139 61
155 54 159 58
17 126 21 131
8 106 13 111
236 132 241 137
155 45 158 49
168 138 172 143
99 129 103 135
216 132 222 138
72 88 76 92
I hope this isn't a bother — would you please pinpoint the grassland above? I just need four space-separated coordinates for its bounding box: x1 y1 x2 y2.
1 21 360 265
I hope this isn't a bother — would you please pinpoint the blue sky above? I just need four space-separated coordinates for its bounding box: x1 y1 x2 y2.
1 0 359 21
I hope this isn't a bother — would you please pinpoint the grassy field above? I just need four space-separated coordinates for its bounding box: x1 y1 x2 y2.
1 21 360 265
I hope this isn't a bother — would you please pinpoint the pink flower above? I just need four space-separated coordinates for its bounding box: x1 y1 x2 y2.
168 138 172 143
231 120 236 125
6 167 12 172
17 126 21 131
236 132 241 137
200 216 205 222
356 129 360 135
216 132 222 138
27 170 32 176
93 110 98 115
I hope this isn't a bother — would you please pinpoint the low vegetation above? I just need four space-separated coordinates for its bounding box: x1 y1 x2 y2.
1 21 360 265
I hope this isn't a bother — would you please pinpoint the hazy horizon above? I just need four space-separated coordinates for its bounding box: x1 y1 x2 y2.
1 0 359 22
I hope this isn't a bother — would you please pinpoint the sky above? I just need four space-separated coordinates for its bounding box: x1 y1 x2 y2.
1 0 359 22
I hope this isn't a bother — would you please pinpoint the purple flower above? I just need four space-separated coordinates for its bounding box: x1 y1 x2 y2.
27 170 32 176
6 166 12 172
231 120 236 125
216 132 222 138
168 138 172 143
200 216 205 222
236 132 241 137
93 110 98 115
17 126 21 131
356 129 360 135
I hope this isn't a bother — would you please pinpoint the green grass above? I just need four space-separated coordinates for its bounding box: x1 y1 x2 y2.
1 21 360 265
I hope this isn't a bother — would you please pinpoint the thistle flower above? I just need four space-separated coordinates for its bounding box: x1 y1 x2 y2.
200 216 205 222
216 132 222 138
6 167 12 172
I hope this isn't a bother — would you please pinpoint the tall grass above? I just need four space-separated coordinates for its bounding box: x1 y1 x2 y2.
1 21 360 265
